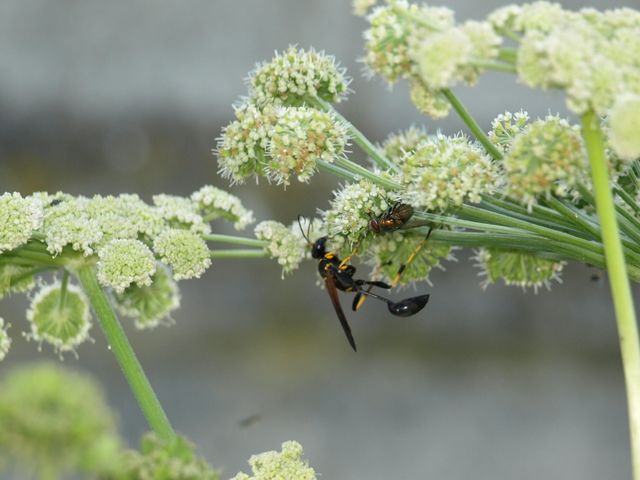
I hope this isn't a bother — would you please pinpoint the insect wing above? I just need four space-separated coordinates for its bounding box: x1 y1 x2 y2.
324 273 357 351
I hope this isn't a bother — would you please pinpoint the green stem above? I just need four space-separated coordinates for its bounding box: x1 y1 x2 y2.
76 265 176 443
4 250 65 267
582 110 640 479
202 233 267 248
317 159 360 182
616 186 640 219
312 98 397 172
441 87 504 161
498 46 519 62
59 269 70 312
210 249 269 259
333 156 401 190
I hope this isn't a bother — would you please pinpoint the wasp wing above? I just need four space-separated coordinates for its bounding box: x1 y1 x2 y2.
324 273 357 351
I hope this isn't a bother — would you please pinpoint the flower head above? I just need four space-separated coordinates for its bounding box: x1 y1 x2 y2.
409 80 451 118
254 220 309 276
0 264 37 299
152 194 209 234
153 229 211 280
26 281 93 353
365 230 453 286
382 126 430 163
489 110 530 153
400 133 500 211
323 179 393 245
97 239 156 293
0 192 44 254
113 266 180 330
216 103 280 184
123 432 219 480
266 107 349 185
231 441 317 480
191 185 254 230
363 2 455 84
248 46 350 108
475 248 564 292
0 363 124 478
0 318 10 361
503 115 586 207
607 94 640 161
42 196 102 256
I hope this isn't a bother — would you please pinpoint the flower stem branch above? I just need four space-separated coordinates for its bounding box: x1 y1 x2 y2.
441 87 504 161
209 249 269 259
581 110 640 479
202 233 267 248
76 265 176 444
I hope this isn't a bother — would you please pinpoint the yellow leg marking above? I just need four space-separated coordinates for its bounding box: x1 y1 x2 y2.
339 241 361 268
391 227 434 287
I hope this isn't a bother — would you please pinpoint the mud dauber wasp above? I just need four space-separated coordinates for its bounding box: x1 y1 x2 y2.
299 217 430 351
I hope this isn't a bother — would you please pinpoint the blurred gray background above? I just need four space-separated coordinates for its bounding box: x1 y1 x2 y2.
0 0 638 478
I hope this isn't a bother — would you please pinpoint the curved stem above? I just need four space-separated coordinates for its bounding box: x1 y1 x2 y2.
582 110 640 479
333 157 401 190
441 88 504 161
76 265 176 443
317 159 360 182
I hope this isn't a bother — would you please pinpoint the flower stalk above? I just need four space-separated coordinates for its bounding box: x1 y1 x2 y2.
76 264 176 444
581 110 640 478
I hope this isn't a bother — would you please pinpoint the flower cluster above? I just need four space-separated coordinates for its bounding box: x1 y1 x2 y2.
502 115 586 207
363 1 501 117
25 281 93 354
0 318 10 361
217 48 351 186
399 132 501 211
0 363 124 478
475 248 565 292
254 220 310 276
0 185 252 356
248 46 349 108
231 441 317 480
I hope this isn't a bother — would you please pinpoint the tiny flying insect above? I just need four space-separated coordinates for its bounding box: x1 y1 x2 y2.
298 217 430 351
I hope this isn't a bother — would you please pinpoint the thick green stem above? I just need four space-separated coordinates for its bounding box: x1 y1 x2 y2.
76 265 176 443
202 233 267 248
441 87 504 161
317 159 360 182
582 110 640 478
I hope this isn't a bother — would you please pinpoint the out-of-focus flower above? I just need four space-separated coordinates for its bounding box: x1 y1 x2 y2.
230 441 316 480
97 239 157 293
0 193 43 254
153 229 212 280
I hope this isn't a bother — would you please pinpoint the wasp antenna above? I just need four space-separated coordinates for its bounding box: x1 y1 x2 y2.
297 215 312 245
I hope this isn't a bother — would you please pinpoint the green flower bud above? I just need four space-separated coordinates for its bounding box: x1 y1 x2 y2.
248 46 350 108
0 318 10 361
231 441 316 480
97 239 157 293
607 94 640 161
475 248 564 291
0 363 124 478
26 282 92 354
191 185 255 230
400 133 500 211
0 192 44 254
153 229 211 280
123 432 219 480
113 266 181 330
503 115 586 207
267 107 349 186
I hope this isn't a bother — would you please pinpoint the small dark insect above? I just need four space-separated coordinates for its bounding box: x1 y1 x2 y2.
369 202 414 234
298 217 430 351
49 199 63 207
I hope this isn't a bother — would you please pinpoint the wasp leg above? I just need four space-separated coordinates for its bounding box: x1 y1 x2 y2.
391 225 434 287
